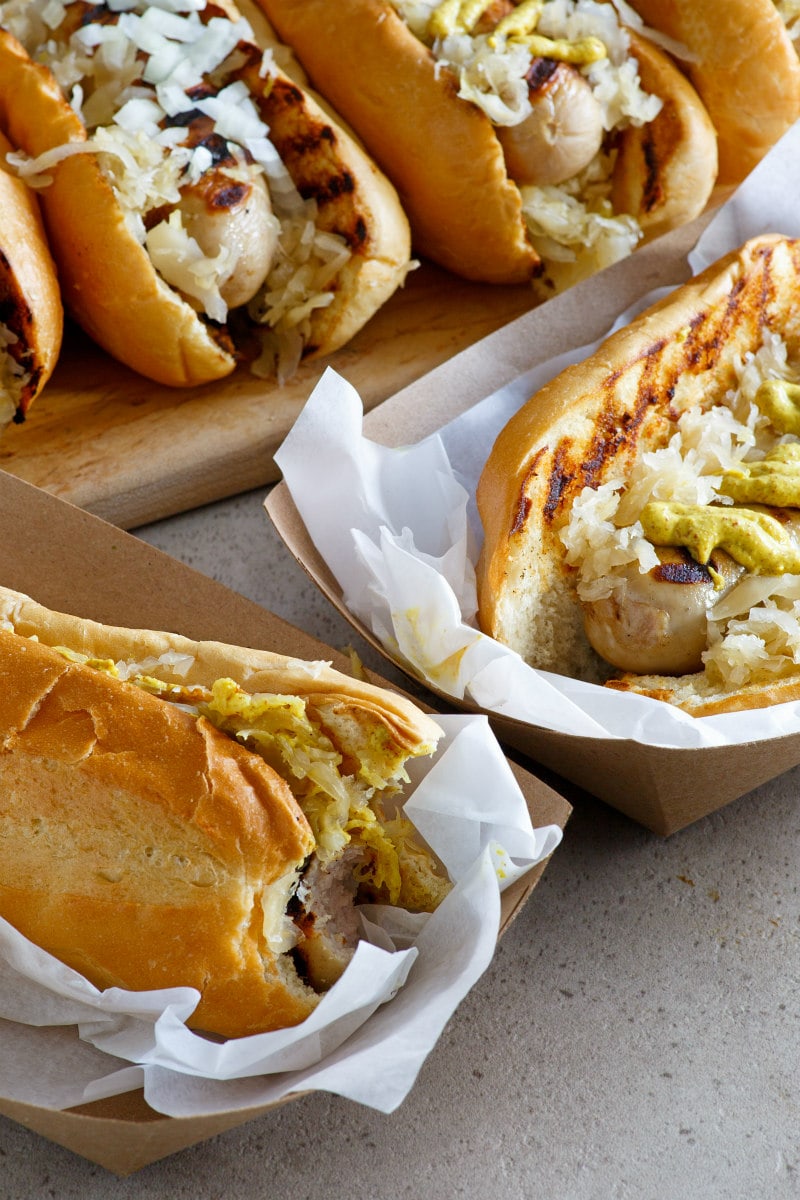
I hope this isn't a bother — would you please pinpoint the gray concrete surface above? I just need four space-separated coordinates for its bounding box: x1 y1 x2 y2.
2 487 798 1199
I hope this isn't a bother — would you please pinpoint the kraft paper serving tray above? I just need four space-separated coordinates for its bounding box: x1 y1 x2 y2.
266 212 800 837
0 469 569 1174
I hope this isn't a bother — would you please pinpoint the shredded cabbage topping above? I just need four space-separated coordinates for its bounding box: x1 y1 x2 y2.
519 151 641 291
50 647 445 907
0 0 352 379
560 331 800 689
390 0 661 286
776 0 800 41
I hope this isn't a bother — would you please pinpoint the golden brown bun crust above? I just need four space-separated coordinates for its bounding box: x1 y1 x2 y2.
0 584 444 1034
0 627 318 1039
0 16 411 387
607 671 800 718
254 0 540 284
236 56 413 359
0 125 62 420
0 585 444 1031
612 31 717 241
254 1 720 283
0 30 237 388
0 585 443 756
476 235 800 714
627 0 800 185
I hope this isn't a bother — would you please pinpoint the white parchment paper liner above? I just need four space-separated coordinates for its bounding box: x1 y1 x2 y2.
275 122 800 753
0 714 561 1117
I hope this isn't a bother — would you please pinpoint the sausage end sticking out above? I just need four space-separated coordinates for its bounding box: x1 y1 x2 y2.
581 546 745 676
177 172 280 311
497 58 604 187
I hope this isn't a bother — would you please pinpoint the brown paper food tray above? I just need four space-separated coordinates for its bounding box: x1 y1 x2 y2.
266 212 800 837
0 468 570 1174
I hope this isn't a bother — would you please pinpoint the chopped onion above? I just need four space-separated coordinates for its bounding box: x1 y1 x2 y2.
4 0 352 374
711 575 800 622
154 81 196 116
113 96 164 135
40 0 66 29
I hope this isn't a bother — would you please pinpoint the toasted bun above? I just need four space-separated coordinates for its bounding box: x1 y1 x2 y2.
0 10 411 388
0 30 238 388
0 626 318 1039
0 586 443 761
476 235 800 715
627 0 800 185
255 0 539 284
236 56 413 359
255 0 718 285
607 668 800 718
0 585 445 1035
0 125 62 422
612 30 717 241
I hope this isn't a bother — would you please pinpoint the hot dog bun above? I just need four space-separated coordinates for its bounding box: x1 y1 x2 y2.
611 30 719 242
0 125 62 424
0 585 446 1037
255 0 717 288
253 0 539 284
476 235 800 717
626 0 800 186
0 2 412 388
0 32 234 388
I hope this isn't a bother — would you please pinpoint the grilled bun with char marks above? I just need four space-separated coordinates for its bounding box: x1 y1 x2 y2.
477 235 800 717
0 0 411 387
626 0 800 186
0 126 62 426
0 585 448 1038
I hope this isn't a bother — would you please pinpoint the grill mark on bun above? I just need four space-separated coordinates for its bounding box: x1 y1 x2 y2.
272 79 305 109
543 371 662 524
252 72 374 252
512 447 547 535
639 128 663 215
311 167 355 198
543 443 576 523
584 384 658 485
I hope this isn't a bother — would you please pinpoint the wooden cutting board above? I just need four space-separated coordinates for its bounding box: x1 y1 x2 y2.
0 262 536 530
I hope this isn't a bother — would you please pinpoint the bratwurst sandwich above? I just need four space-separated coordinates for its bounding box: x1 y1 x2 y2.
256 0 719 292
0 126 62 426
0 0 411 386
477 235 800 717
0 585 449 1038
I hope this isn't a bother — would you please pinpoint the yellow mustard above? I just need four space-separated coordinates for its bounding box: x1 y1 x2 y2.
427 0 607 64
755 379 800 436
427 0 476 37
719 443 800 507
492 0 546 38
514 32 606 62
640 501 800 575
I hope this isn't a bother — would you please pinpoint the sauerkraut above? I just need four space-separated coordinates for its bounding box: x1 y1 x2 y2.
390 0 662 287
0 0 352 378
561 331 800 689
48 643 449 908
776 0 800 41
